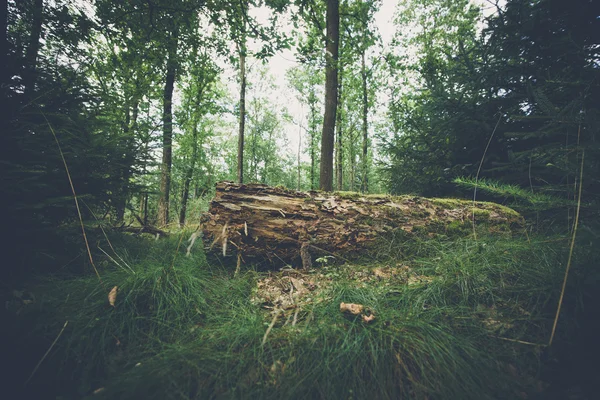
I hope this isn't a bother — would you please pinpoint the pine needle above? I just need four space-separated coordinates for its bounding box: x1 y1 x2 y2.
98 246 135 274
169 228 187 270
549 149 584 346
472 112 502 240
82 199 133 273
42 112 103 286
493 336 546 347
26 321 69 384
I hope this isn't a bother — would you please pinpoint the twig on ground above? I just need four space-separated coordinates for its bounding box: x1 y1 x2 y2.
473 112 503 240
98 246 135 274
82 199 132 271
169 228 187 271
493 335 546 347
235 252 242 277
549 149 584 346
262 309 282 347
43 112 103 286
26 321 69 384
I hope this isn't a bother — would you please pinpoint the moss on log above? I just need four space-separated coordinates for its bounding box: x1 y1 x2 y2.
201 182 523 266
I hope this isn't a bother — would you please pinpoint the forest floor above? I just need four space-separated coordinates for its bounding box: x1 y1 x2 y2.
2 226 598 400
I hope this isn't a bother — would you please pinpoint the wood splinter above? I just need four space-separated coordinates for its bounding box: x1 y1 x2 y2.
235 252 242 277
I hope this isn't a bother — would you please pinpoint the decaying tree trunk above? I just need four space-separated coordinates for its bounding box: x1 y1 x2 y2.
201 182 524 267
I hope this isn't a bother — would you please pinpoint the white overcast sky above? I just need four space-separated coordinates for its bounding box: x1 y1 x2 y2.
74 0 504 158
243 0 503 156
236 0 397 156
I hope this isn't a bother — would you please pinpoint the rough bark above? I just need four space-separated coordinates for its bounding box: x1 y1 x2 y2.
179 127 198 228
361 51 368 193
249 93 259 181
319 0 340 192
139 192 148 226
179 120 199 227
309 98 317 190
349 125 356 191
297 116 302 190
116 99 138 222
237 42 246 184
23 0 43 98
202 182 524 267
157 34 178 227
1 0 8 83
335 59 344 191
116 101 131 223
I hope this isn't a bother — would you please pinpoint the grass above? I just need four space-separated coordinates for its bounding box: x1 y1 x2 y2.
6 229 581 399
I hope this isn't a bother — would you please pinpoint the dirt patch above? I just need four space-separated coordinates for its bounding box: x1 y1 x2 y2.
251 263 434 312
251 269 325 310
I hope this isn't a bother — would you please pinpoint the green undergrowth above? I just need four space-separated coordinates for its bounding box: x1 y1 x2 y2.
8 231 582 399
453 177 568 211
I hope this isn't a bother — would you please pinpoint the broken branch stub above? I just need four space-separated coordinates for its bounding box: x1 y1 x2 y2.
202 182 523 267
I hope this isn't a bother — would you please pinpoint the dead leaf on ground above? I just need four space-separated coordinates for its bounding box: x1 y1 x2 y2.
289 277 308 297
108 286 118 307
362 314 376 323
478 305 515 331
270 359 285 375
340 302 364 315
252 271 327 310
373 267 391 279
407 274 434 286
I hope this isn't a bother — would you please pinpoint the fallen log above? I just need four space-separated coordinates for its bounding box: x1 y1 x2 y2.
201 182 523 267
119 225 168 237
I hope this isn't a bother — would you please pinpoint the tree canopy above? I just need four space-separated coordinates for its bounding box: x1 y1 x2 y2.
2 0 597 230
3 1 600 399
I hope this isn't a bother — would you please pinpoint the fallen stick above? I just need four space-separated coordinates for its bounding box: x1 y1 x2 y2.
262 309 282 347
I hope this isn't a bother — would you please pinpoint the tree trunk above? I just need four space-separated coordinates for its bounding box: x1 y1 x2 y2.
361 51 368 193
297 114 302 190
116 99 138 222
143 193 149 226
1 0 8 84
23 0 43 99
319 0 340 192
250 98 259 182
349 126 356 191
237 42 246 184
201 182 523 267
131 99 139 128
116 101 131 223
263 128 274 184
179 121 199 227
140 103 151 226
157 34 178 227
335 60 344 191
309 99 317 190
139 192 146 224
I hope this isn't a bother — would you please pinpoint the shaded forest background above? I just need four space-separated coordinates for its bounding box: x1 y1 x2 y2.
3 0 599 246
2 0 600 398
